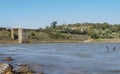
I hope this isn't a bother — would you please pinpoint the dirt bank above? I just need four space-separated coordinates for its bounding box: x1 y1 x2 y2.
0 38 120 44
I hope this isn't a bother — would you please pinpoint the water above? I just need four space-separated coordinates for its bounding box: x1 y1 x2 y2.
0 43 120 74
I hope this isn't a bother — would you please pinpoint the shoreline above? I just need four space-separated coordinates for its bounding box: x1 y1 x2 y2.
85 38 120 43
0 38 120 44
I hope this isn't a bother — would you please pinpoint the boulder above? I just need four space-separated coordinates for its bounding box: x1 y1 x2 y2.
0 62 13 74
15 64 44 74
0 63 44 74
16 64 35 74
5 57 14 61
38 72 44 74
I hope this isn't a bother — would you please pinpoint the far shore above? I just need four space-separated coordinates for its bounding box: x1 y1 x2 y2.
0 38 120 44
85 38 120 43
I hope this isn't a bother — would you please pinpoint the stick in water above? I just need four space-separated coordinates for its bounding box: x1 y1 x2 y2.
113 46 116 51
106 45 109 52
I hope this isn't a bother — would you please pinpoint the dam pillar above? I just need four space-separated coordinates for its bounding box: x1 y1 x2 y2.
10 28 14 40
18 27 23 43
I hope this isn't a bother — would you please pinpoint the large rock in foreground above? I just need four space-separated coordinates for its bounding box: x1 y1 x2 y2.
0 62 44 74
0 62 13 74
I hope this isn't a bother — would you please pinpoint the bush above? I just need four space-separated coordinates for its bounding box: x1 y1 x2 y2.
48 32 65 39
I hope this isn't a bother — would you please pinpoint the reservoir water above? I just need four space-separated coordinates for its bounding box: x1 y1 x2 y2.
0 43 120 74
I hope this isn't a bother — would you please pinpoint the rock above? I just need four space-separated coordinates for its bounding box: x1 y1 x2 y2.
5 57 14 61
16 63 28 66
38 72 44 74
0 62 13 74
6 72 13 74
16 64 35 74
26 71 34 74
0 62 44 74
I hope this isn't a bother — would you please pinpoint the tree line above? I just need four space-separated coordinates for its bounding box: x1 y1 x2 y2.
44 21 120 39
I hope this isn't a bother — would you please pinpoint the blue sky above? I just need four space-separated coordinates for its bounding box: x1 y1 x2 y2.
0 0 120 29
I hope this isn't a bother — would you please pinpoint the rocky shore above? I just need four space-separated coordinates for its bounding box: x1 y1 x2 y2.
0 57 44 74
0 62 44 74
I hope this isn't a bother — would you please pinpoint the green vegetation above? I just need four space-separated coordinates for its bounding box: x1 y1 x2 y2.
0 22 120 41
45 22 120 39
51 21 57 29
0 30 10 39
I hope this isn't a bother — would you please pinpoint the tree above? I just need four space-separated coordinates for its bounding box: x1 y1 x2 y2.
51 21 57 29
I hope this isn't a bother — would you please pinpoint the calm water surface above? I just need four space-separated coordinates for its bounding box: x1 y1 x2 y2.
0 43 120 74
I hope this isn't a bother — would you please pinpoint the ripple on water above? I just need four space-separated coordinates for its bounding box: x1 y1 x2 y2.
0 43 120 74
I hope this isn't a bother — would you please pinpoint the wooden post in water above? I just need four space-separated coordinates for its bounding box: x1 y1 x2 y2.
18 27 23 43
10 28 14 40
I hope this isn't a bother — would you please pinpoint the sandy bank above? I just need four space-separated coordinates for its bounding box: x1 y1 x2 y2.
0 38 120 44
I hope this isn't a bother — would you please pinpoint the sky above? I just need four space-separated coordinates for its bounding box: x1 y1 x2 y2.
0 0 120 29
